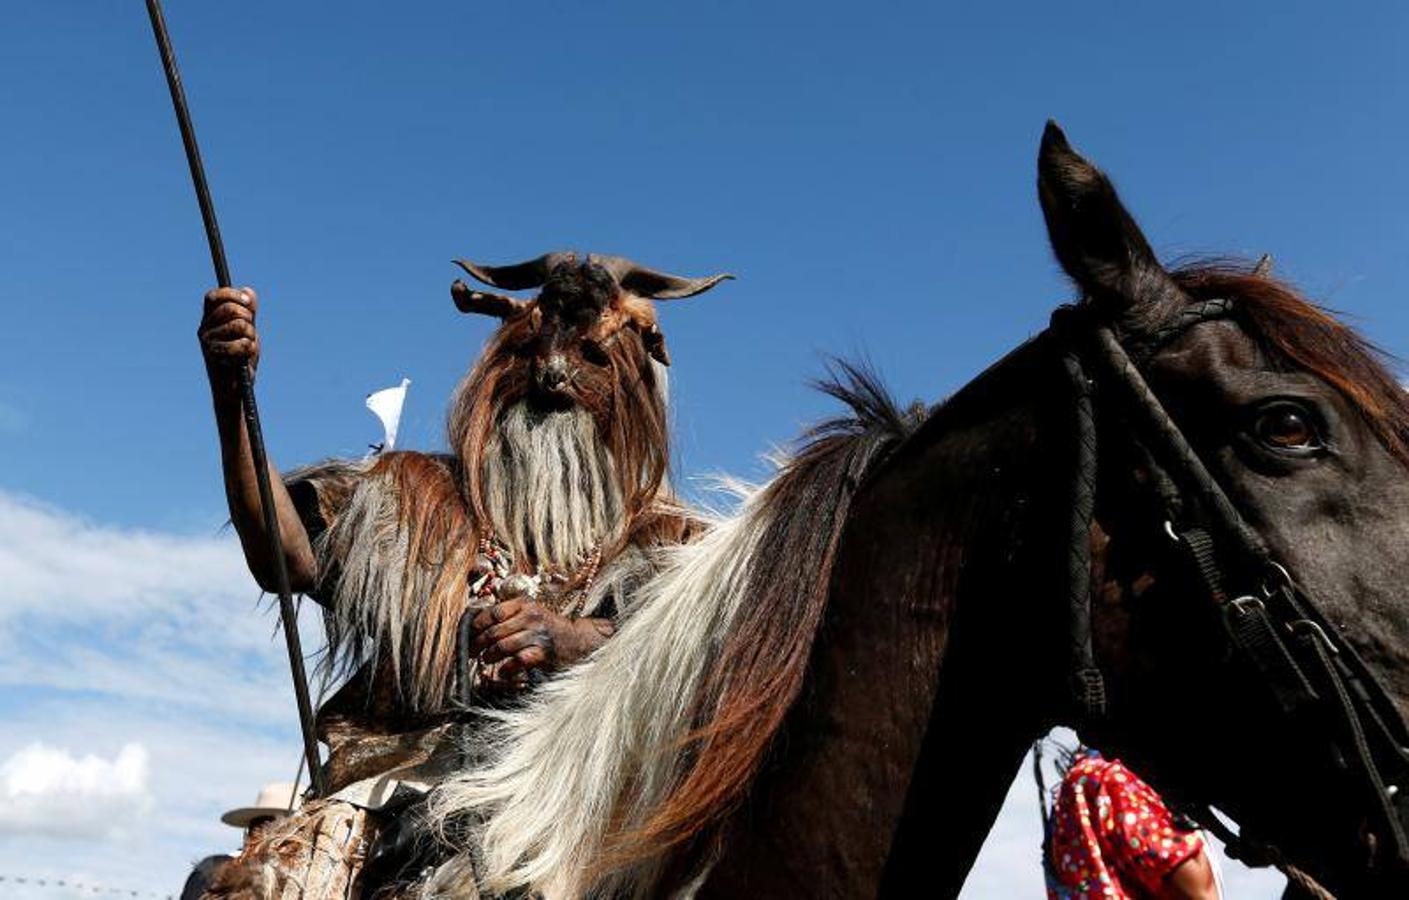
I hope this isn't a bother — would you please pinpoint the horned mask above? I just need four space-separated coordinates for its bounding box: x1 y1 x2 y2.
450 252 733 372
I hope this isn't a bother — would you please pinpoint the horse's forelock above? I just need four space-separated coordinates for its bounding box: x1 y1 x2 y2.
1169 261 1409 468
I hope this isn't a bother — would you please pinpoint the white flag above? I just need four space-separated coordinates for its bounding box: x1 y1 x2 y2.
366 378 411 455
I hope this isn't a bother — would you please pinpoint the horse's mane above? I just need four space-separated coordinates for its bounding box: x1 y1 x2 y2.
1169 261 1409 467
422 361 921 897
618 362 922 861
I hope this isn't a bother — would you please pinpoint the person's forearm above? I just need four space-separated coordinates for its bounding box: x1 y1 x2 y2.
209 370 317 593
1157 851 1219 900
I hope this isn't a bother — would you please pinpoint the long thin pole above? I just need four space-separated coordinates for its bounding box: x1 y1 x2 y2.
1031 740 1050 835
145 0 327 798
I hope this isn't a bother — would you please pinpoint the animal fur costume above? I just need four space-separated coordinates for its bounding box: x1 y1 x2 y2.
203 253 729 899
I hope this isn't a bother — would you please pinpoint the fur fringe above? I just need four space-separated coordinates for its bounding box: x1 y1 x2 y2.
421 493 758 898
418 362 919 898
290 452 477 712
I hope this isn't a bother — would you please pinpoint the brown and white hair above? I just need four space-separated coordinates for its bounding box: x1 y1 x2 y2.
298 252 731 711
449 252 730 568
420 363 919 898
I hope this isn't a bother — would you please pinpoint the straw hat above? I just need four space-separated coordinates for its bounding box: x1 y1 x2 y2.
220 782 300 828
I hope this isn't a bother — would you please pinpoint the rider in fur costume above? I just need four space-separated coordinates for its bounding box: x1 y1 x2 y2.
196 252 730 898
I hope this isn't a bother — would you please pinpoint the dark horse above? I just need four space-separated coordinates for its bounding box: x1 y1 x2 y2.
427 124 1409 899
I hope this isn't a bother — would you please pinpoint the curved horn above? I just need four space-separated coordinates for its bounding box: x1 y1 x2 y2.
451 279 528 318
588 254 734 300
453 252 576 291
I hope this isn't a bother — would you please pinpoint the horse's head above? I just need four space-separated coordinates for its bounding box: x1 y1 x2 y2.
1039 122 1409 895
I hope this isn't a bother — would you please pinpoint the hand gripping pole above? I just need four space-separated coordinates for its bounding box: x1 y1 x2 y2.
144 0 327 797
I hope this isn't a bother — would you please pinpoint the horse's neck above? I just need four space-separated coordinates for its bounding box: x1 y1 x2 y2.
878 601 1051 898
700 377 1064 898
699 648 1039 900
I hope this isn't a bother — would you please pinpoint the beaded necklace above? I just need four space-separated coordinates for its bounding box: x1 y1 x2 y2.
468 532 603 618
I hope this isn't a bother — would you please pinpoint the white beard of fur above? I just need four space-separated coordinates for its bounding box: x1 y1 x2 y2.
423 481 771 899
481 402 624 572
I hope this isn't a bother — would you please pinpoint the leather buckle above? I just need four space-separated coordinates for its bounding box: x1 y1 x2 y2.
1227 595 1266 616
1287 619 1339 655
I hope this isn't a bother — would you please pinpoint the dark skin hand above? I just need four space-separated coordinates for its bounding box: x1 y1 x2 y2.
1155 849 1219 900
470 598 615 679
203 287 617 680
198 286 318 594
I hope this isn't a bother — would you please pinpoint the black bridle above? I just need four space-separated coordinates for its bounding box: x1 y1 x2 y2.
1053 299 1409 892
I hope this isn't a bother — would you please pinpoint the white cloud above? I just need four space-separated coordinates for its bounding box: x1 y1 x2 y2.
0 743 152 840
0 491 314 897
0 490 327 726
0 491 249 624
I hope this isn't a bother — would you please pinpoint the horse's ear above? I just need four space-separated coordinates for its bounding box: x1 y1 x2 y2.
1037 121 1182 324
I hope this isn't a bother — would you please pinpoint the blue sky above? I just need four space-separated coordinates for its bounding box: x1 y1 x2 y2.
3 1 1406 896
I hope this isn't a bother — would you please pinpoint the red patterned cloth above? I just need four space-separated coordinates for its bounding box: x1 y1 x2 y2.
1045 751 1205 899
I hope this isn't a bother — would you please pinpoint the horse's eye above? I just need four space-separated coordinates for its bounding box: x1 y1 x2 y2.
1253 403 1323 452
